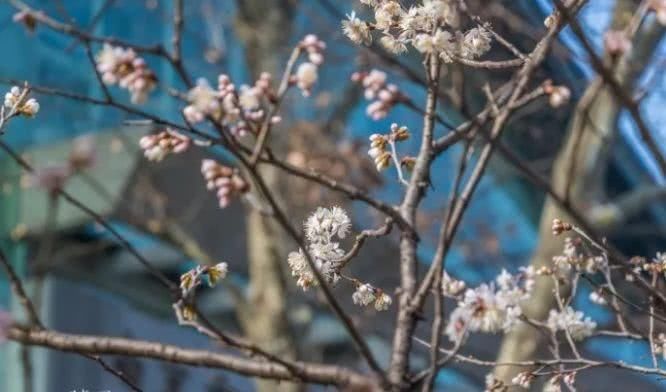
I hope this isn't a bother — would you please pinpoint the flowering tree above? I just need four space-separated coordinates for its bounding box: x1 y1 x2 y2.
2 0 666 391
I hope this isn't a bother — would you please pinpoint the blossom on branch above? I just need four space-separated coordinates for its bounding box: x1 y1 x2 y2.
352 69 403 120
139 128 191 162
352 283 392 311
342 1 493 62
201 159 249 208
445 268 535 342
547 306 596 340
4 86 40 117
96 44 157 104
342 11 372 45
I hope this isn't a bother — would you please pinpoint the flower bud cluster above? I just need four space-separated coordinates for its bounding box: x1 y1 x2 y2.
139 128 191 162
352 69 403 120
4 86 39 117
445 267 535 343
96 44 157 104
543 81 571 108
368 123 410 171
177 262 229 321
201 159 249 208
183 74 278 137
292 35 326 96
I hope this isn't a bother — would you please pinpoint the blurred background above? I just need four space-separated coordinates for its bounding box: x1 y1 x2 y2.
0 0 665 391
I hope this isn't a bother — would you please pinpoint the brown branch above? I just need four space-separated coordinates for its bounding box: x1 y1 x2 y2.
7 326 376 389
249 46 301 165
388 54 441 388
335 218 393 268
0 248 143 391
209 124 390 386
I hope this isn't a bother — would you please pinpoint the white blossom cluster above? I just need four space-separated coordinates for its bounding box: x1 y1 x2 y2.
289 207 350 290
288 207 392 310
352 283 392 311
351 69 402 120
342 0 492 61
445 267 535 342
546 306 596 341
201 159 249 208
96 44 157 104
4 86 39 117
139 128 191 162
368 123 410 171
